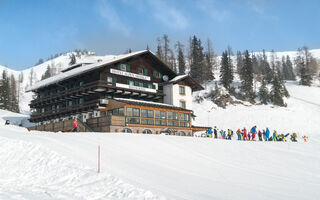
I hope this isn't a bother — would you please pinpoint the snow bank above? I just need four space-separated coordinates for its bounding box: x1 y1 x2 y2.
0 109 34 127
0 136 159 200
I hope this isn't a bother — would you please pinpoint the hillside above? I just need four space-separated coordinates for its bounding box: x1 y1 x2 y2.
0 81 319 200
1 48 320 113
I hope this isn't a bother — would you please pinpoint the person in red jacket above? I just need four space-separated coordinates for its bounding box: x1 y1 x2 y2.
73 119 78 132
242 128 248 141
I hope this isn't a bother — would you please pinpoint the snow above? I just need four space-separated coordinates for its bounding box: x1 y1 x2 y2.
168 74 188 83
0 81 320 199
26 50 148 92
193 81 320 137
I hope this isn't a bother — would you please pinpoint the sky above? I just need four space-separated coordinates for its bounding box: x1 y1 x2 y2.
0 0 320 70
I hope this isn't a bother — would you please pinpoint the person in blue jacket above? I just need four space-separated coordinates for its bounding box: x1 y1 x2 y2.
265 128 270 141
206 127 213 138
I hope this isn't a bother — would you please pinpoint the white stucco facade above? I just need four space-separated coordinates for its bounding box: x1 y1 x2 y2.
164 83 193 110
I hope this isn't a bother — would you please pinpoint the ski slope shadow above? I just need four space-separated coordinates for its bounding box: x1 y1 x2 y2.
290 96 320 110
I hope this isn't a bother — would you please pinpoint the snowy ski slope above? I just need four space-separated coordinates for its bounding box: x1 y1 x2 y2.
0 81 319 200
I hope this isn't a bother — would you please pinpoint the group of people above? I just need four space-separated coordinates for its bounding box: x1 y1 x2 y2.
205 126 308 142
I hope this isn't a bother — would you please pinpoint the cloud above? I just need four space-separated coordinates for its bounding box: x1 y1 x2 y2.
196 0 231 22
95 0 130 36
245 0 267 14
121 0 188 30
245 0 279 21
147 0 188 30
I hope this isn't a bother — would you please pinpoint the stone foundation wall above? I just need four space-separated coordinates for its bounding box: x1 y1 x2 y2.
108 125 193 136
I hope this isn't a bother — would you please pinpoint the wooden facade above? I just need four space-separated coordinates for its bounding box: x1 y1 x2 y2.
28 50 207 134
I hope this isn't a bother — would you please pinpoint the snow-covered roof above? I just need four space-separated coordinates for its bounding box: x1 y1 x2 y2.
26 50 149 92
114 98 191 111
168 74 188 83
165 74 204 91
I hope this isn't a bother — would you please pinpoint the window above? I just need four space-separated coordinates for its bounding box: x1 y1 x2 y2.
155 111 166 119
180 100 186 109
126 107 140 117
168 112 178 120
126 117 140 124
155 119 167 126
127 80 134 86
153 70 162 78
179 86 185 95
107 76 113 83
180 122 190 127
141 118 154 125
138 67 144 75
168 120 179 127
142 129 152 134
180 113 190 121
122 128 132 133
141 109 154 118
143 69 148 76
118 64 130 72
79 98 84 104
109 108 124 116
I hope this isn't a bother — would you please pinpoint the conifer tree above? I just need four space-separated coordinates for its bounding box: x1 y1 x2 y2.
240 50 254 100
0 70 10 110
295 46 318 86
69 53 76 65
220 50 234 90
203 39 215 81
163 34 170 64
41 65 52 80
258 78 269 104
286 55 295 80
168 49 176 72
156 37 163 60
176 41 186 75
270 69 286 106
236 51 243 77
9 75 19 112
261 50 273 83
189 35 205 84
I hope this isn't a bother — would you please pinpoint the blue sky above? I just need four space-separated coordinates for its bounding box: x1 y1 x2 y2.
0 0 319 70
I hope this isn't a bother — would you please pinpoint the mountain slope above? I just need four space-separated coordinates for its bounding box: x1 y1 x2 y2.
0 48 320 113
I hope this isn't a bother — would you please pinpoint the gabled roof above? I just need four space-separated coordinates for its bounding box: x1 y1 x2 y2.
114 98 191 111
165 75 204 91
26 50 177 92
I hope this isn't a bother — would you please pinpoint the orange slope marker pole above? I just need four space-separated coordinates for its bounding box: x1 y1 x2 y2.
98 145 100 173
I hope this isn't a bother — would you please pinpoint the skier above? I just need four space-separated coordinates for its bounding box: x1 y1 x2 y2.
220 130 224 139
206 127 213 138
258 130 262 141
272 130 278 141
251 126 257 141
242 128 248 141
73 119 78 132
227 129 232 140
290 133 297 142
302 135 308 142
214 126 218 138
236 129 242 140
265 128 270 141
5 120 10 125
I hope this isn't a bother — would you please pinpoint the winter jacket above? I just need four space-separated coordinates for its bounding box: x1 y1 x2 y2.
266 128 270 138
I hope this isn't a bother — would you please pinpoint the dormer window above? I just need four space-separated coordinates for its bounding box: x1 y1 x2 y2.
118 64 130 72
